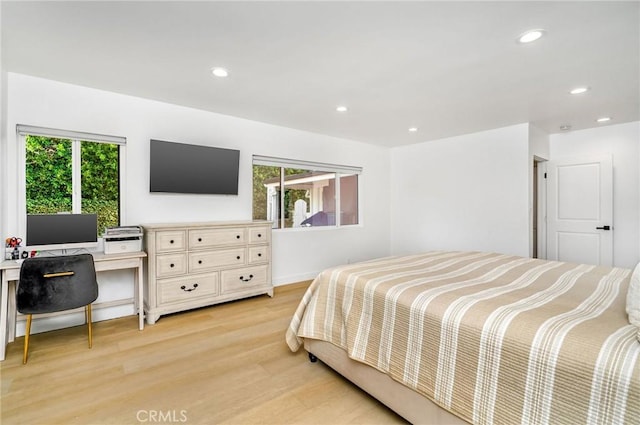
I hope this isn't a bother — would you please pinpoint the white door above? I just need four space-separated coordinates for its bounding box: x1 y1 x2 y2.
546 155 613 266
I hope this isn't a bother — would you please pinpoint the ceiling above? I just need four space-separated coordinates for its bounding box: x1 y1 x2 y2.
2 1 639 147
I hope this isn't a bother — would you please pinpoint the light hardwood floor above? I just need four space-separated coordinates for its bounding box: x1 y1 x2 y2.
1 282 407 425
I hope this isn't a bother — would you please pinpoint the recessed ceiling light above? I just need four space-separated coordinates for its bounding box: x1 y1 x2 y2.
408 127 418 132
569 87 590 95
336 106 348 112
596 117 612 123
518 29 545 44
211 67 229 78
559 124 572 131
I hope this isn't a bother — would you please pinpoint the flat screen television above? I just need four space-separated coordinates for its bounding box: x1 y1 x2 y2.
26 213 98 251
149 139 240 195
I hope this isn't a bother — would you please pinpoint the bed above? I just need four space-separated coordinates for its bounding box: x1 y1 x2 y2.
286 251 640 424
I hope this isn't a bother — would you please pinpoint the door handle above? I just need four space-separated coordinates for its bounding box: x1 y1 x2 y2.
596 225 611 231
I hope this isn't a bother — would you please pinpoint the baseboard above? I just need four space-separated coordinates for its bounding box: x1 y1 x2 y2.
272 271 319 286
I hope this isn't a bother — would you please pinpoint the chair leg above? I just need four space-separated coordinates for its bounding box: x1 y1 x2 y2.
23 314 32 365
86 304 93 349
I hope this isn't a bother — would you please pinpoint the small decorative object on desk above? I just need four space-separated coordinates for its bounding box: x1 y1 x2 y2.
5 237 23 260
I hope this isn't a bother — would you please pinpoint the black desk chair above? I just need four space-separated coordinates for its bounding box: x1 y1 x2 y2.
17 254 99 364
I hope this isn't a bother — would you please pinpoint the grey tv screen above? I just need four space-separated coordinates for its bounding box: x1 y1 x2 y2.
149 139 240 195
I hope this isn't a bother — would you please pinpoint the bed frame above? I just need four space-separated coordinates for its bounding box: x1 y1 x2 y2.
304 339 468 425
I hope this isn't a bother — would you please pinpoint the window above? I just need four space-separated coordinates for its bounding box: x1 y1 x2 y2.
19 125 124 237
252 156 361 229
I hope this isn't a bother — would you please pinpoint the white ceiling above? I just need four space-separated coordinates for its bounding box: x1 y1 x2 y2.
2 1 639 147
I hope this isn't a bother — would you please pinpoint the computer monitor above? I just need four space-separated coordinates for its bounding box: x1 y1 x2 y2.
26 214 98 251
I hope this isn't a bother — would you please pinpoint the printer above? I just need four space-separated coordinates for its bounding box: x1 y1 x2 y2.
103 226 143 254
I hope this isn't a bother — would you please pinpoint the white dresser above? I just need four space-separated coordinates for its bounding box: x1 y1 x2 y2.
142 221 273 324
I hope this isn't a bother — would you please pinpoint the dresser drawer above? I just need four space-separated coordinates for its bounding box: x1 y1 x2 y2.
220 265 269 294
248 246 269 264
248 227 270 244
158 274 219 304
156 231 187 252
189 228 245 249
156 253 187 278
189 248 246 273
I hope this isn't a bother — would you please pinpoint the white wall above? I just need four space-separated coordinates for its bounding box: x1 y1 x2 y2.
549 121 640 269
389 124 531 257
388 121 638 269
0 2 6 249
529 125 550 160
3 73 391 332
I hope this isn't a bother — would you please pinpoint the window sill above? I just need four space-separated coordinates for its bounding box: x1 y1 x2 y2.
273 224 364 233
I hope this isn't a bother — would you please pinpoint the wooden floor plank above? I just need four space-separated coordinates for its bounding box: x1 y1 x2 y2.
1 281 407 424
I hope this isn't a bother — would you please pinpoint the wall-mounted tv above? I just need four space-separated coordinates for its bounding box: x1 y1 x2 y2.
149 139 240 195
26 214 98 251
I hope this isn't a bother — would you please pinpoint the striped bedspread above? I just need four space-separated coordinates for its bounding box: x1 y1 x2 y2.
286 251 640 424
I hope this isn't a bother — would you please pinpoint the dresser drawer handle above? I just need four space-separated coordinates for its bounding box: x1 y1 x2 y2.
239 274 254 282
198 237 202 242
180 283 199 292
257 233 262 238
236 235 241 239
170 240 174 244
170 263 175 268
198 260 203 264
258 253 262 257
236 256 241 260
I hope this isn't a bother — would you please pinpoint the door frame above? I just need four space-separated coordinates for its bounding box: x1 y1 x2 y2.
535 158 547 260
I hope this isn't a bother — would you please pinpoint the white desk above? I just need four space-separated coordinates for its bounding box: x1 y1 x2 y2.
0 251 147 361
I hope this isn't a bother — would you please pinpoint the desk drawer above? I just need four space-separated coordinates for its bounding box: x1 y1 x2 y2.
189 248 245 273
220 265 269 294
156 231 186 252
156 253 187 278
158 273 219 304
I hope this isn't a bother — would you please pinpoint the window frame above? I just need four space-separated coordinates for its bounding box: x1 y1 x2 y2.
16 125 127 240
252 155 362 230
